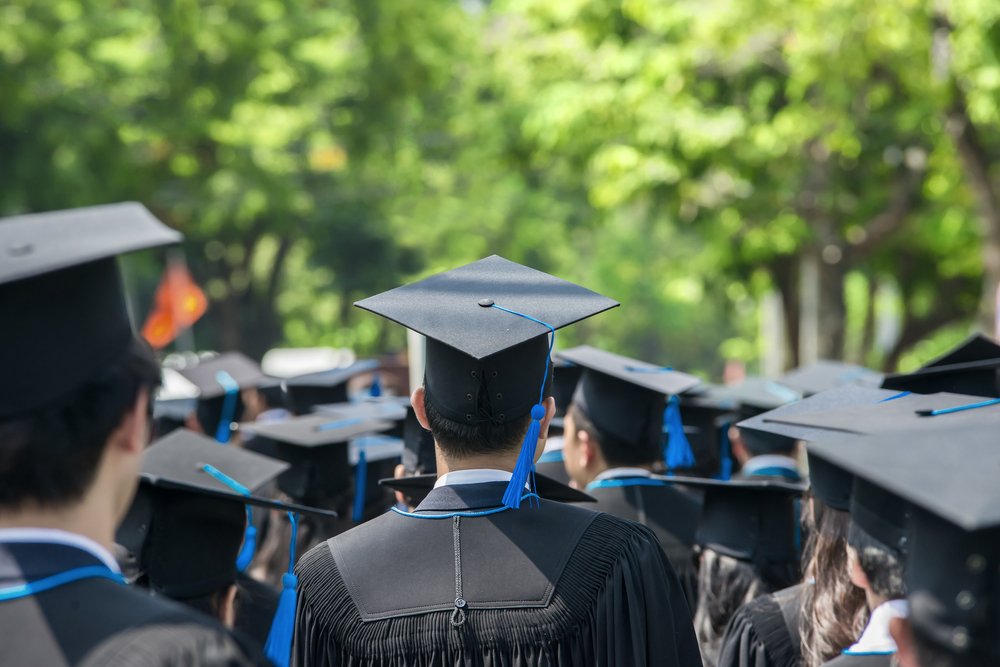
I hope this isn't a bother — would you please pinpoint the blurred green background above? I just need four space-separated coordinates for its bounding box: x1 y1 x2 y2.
4 0 1000 379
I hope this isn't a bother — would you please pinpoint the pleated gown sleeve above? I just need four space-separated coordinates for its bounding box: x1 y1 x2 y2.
716 584 805 667
291 511 702 667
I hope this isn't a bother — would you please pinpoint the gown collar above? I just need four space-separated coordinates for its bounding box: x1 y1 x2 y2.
843 599 909 655
414 482 519 512
0 527 120 574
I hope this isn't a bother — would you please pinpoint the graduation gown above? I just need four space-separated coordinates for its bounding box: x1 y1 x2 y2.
716 582 806 667
821 600 906 667
293 481 702 666
234 572 280 651
0 541 264 667
585 473 702 607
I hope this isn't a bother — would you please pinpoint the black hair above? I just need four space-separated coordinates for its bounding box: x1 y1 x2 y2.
848 526 906 600
568 403 661 467
424 392 533 460
0 338 160 509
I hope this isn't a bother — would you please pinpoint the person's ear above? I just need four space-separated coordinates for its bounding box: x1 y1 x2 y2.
889 616 919 667
411 387 430 430
576 429 595 469
112 389 151 455
219 583 238 629
538 396 556 439
847 544 870 590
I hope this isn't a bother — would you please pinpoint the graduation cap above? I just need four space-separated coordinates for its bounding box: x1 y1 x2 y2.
284 359 380 415
736 384 901 509
881 333 1000 397
242 413 395 504
669 476 805 573
175 352 267 443
551 358 584 425
807 425 1000 661
555 345 702 471
355 255 618 508
379 471 596 506
778 360 883 396
118 429 336 597
0 202 180 417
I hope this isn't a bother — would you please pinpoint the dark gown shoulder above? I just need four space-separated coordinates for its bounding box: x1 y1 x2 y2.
588 481 701 606
716 582 807 667
293 482 702 667
823 653 893 667
0 542 265 667
234 572 281 651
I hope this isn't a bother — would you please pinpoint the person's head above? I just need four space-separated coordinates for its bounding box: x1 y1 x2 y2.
800 495 869 667
0 204 179 527
562 401 661 486
0 337 160 521
694 548 773 667
845 478 908 608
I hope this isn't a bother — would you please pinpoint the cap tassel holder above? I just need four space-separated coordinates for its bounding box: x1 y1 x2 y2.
663 395 695 472
199 463 256 572
214 371 240 444
485 303 556 510
265 511 299 667
369 372 382 397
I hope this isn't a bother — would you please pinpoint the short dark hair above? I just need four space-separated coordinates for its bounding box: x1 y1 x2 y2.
423 392 533 460
0 338 160 509
568 403 660 467
849 526 906 600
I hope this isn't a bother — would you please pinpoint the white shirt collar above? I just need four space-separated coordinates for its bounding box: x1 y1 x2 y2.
434 469 514 489
594 467 654 482
844 599 909 655
0 527 121 574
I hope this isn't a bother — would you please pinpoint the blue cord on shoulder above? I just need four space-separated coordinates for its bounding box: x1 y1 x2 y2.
0 565 126 602
390 493 542 520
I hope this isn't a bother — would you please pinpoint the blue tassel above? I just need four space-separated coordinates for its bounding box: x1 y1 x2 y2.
716 421 733 481
265 512 299 667
352 446 367 523
663 395 695 471
235 507 256 572
502 403 545 509
369 372 382 397
214 370 240 444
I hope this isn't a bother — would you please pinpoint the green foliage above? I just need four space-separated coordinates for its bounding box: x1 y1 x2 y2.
1 0 995 373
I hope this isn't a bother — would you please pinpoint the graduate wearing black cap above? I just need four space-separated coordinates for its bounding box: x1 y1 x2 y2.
0 204 262 666
292 256 703 666
808 424 1000 667
716 384 898 667
556 345 704 606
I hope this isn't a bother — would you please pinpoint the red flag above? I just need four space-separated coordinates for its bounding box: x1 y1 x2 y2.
141 262 208 349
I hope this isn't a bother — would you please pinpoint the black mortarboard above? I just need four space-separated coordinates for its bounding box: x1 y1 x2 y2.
705 377 802 417
778 360 883 396
0 202 180 417
117 429 335 599
759 391 1000 435
356 255 618 508
176 352 266 442
808 425 1000 660
738 384 900 510
881 333 1000 397
284 359 380 415
556 345 701 449
379 471 596 505
242 413 394 503
673 476 805 569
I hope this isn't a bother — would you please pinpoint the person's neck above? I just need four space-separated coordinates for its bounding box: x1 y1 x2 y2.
866 588 889 612
0 492 118 552
436 451 519 476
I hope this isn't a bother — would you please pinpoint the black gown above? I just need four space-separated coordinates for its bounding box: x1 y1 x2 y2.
716 582 807 667
234 572 280 651
293 481 702 666
586 474 702 607
0 541 265 667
